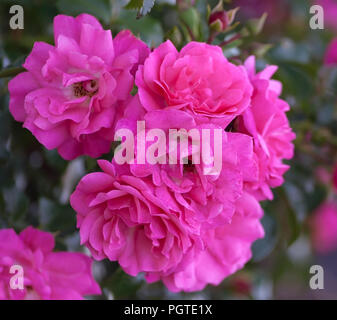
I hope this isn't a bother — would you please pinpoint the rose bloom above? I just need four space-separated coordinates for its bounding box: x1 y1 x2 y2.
310 202 337 254
115 95 259 228
9 14 149 160
135 41 253 128
71 160 203 277
146 192 264 292
236 56 295 200
70 119 262 291
0 227 100 300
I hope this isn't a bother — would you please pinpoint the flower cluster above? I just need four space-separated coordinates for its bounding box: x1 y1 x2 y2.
8 13 295 295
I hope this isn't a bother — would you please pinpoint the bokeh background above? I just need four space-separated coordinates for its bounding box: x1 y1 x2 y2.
1 0 337 299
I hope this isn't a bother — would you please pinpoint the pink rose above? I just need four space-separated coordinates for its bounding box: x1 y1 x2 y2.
9 14 149 160
146 192 264 292
70 160 203 277
310 202 337 254
135 41 253 128
116 96 259 228
0 227 101 300
70 124 261 291
236 56 295 200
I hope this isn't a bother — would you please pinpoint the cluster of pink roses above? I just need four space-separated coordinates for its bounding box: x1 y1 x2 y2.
6 13 295 297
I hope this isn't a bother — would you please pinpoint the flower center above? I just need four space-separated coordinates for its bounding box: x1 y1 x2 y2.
73 80 98 98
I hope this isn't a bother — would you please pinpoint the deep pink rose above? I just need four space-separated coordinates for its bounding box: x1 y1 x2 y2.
136 41 253 128
0 227 101 300
8 14 149 160
70 122 261 291
145 192 264 292
237 56 295 200
70 160 203 277
310 202 337 254
115 95 259 228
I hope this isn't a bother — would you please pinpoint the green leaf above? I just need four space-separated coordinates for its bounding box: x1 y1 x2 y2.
118 11 163 46
165 26 183 47
139 0 155 16
246 13 268 36
125 0 144 10
125 0 155 17
179 7 200 40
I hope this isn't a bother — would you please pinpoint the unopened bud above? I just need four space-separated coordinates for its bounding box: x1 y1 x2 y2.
209 11 228 32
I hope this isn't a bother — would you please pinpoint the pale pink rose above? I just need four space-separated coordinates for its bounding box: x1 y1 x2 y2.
135 41 253 128
316 0 337 31
0 227 101 300
310 202 337 254
8 14 149 160
236 56 295 200
145 192 264 292
324 38 337 65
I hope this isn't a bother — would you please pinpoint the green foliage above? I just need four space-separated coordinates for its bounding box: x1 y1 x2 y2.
125 0 156 18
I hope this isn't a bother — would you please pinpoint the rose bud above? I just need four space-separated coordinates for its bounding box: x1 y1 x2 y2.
209 11 229 32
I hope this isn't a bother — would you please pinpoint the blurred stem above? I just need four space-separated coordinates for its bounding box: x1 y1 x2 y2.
207 31 218 44
0 66 25 78
219 34 241 47
181 21 196 41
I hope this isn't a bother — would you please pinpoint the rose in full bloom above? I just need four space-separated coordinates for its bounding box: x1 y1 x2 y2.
146 192 264 292
9 14 149 160
310 202 337 254
70 120 261 291
70 159 203 277
0 227 101 300
135 41 253 128
236 56 295 200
